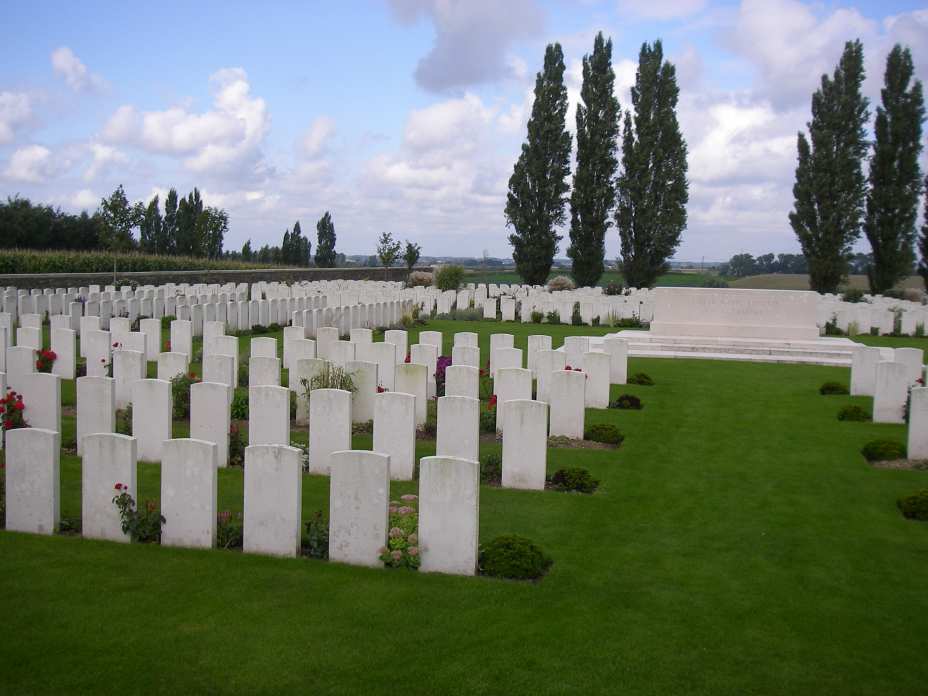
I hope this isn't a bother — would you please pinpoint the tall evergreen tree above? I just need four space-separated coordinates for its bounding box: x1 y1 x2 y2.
615 40 689 288
505 43 572 285
161 188 178 254
315 211 337 267
241 239 253 261
139 195 162 253
920 174 928 290
864 44 924 294
568 32 620 288
789 40 869 293
175 188 204 256
201 207 227 259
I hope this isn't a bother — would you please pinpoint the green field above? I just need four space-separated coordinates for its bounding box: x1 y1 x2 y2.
730 273 925 293
464 269 719 288
2 320 927 694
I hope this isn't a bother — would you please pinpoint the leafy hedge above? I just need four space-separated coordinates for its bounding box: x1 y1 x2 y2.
0 249 276 274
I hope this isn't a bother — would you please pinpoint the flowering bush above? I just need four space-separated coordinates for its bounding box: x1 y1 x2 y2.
435 355 452 397
380 494 420 569
171 372 200 419
547 275 575 292
111 483 164 543
35 349 57 373
1 389 28 431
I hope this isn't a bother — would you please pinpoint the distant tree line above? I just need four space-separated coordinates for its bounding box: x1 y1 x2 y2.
506 33 687 288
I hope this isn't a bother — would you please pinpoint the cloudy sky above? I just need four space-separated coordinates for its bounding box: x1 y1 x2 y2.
1 0 926 261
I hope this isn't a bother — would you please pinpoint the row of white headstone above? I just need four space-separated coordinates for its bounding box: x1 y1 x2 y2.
3 428 481 574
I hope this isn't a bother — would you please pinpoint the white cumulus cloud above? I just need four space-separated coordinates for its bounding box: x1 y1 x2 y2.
51 47 106 92
4 144 56 183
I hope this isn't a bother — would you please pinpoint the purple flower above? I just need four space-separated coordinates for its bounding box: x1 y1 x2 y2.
397 506 413 515
400 494 417 501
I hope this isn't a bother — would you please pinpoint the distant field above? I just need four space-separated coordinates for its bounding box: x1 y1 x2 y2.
731 274 926 293
464 269 719 287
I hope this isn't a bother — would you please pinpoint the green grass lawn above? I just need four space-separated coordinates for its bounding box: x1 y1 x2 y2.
464 269 720 288
3 321 928 694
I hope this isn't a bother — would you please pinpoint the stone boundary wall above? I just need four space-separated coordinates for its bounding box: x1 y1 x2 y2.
0 266 432 289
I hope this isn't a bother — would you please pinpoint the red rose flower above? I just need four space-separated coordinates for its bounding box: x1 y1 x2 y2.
14 402 24 411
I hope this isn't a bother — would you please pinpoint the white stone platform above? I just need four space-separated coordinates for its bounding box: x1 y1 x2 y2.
591 331 859 367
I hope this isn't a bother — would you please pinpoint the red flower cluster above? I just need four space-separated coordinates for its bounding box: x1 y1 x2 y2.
188 372 198 380
112 341 122 349
377 386 387 393
35 348 57 373
404 352 411 363
114 482 126 491
487 394 497 410
164 341 171 351
1 388 28 430
564 365 583 373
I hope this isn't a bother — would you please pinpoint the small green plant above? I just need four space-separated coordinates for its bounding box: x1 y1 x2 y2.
547 467 599 493
171 371 200 419
111 483 164 543
302 362 357 396
480 407 497 434
837 405 870 422
478 535 553 580
897 490 928 520
571 302 583 326
841 288 866 303
435 264 465 291
609 394 643 410
614 316 643 328
824 319 846 336
819 382 849 395
238 360 249 387
545 310 561 325
217 511 243 549
860 440 906 462
115 405 132 435
530 310 544 324
228 424 245 466
628 372 654 386
58 517 81 535
303 511 329 559
380 495 420 569
480 452 502 486
604 282 623 296
584 423 624 445
231 391 248 420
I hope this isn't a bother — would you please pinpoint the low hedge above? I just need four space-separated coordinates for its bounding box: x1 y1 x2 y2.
0 248 274 274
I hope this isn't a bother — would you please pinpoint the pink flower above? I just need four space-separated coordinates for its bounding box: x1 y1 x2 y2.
407 533 417 545
389 527 404 538
400 494 417 501
407 546 419 556
378 546 387 555
114 483 123 491
388 506 398 514
390 550 403 561
397 506 413 515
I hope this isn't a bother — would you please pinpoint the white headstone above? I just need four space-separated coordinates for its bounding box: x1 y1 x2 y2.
50 328 76 380
76 376 115 456
373 391 416 480
160 438 218 549
907 386 928 459
6 427 60 534
347 360 377 423
395 362 428 426
308 388 352 474
20 372 61 434
502 399 547 490
328 450 390 568
418 456 479 576
436 395 479 462
248 385 290 446
81 433 136 542
113 349 145 410
445 365 479 399
602 338 628 385
495 367 532 432
248 356 281 387
132 379 172 461
873 361 908 424
549 370 585 438
243 444 303 557
191 381 232 466
583 352 610 408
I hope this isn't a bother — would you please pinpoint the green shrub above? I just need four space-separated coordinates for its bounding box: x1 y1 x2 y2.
480 408 497 434
584 423 624 445
820 381 849 395
841 288 867 303
112 484 164 543
435 308 483 321
547 467 599 493
530 310 544 324
231 391 248 420
545 310 561 325
480 452 502 485
615 316 643 328
837 405 870 421
115 406 132 436
478 535 553 580
547 275 575 292
170 372 199 419
861 440 906 462
824 319 846 336
702 277 729 288
570 302 583 326
407 271 433 287
609 394 643 410
897 490 928 520
604 282 623 296
238 360 249 387
628 372 654 386
435 264 465 291
217 511 243 549
228 424 245 466
303 362 357 394
303 511 329 559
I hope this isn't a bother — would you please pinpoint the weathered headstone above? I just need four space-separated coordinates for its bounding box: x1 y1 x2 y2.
418 456 479 576
328 450 390 568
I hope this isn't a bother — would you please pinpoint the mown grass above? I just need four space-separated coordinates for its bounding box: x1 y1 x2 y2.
2 321 928 695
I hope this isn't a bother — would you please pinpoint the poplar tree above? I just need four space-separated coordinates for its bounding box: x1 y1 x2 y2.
139 195 162 253
568 32 620 288
315 211 337 267
615 40 689 288
864 44 924 294
789 40 869 293
920 174 928 290
505 43 572 286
